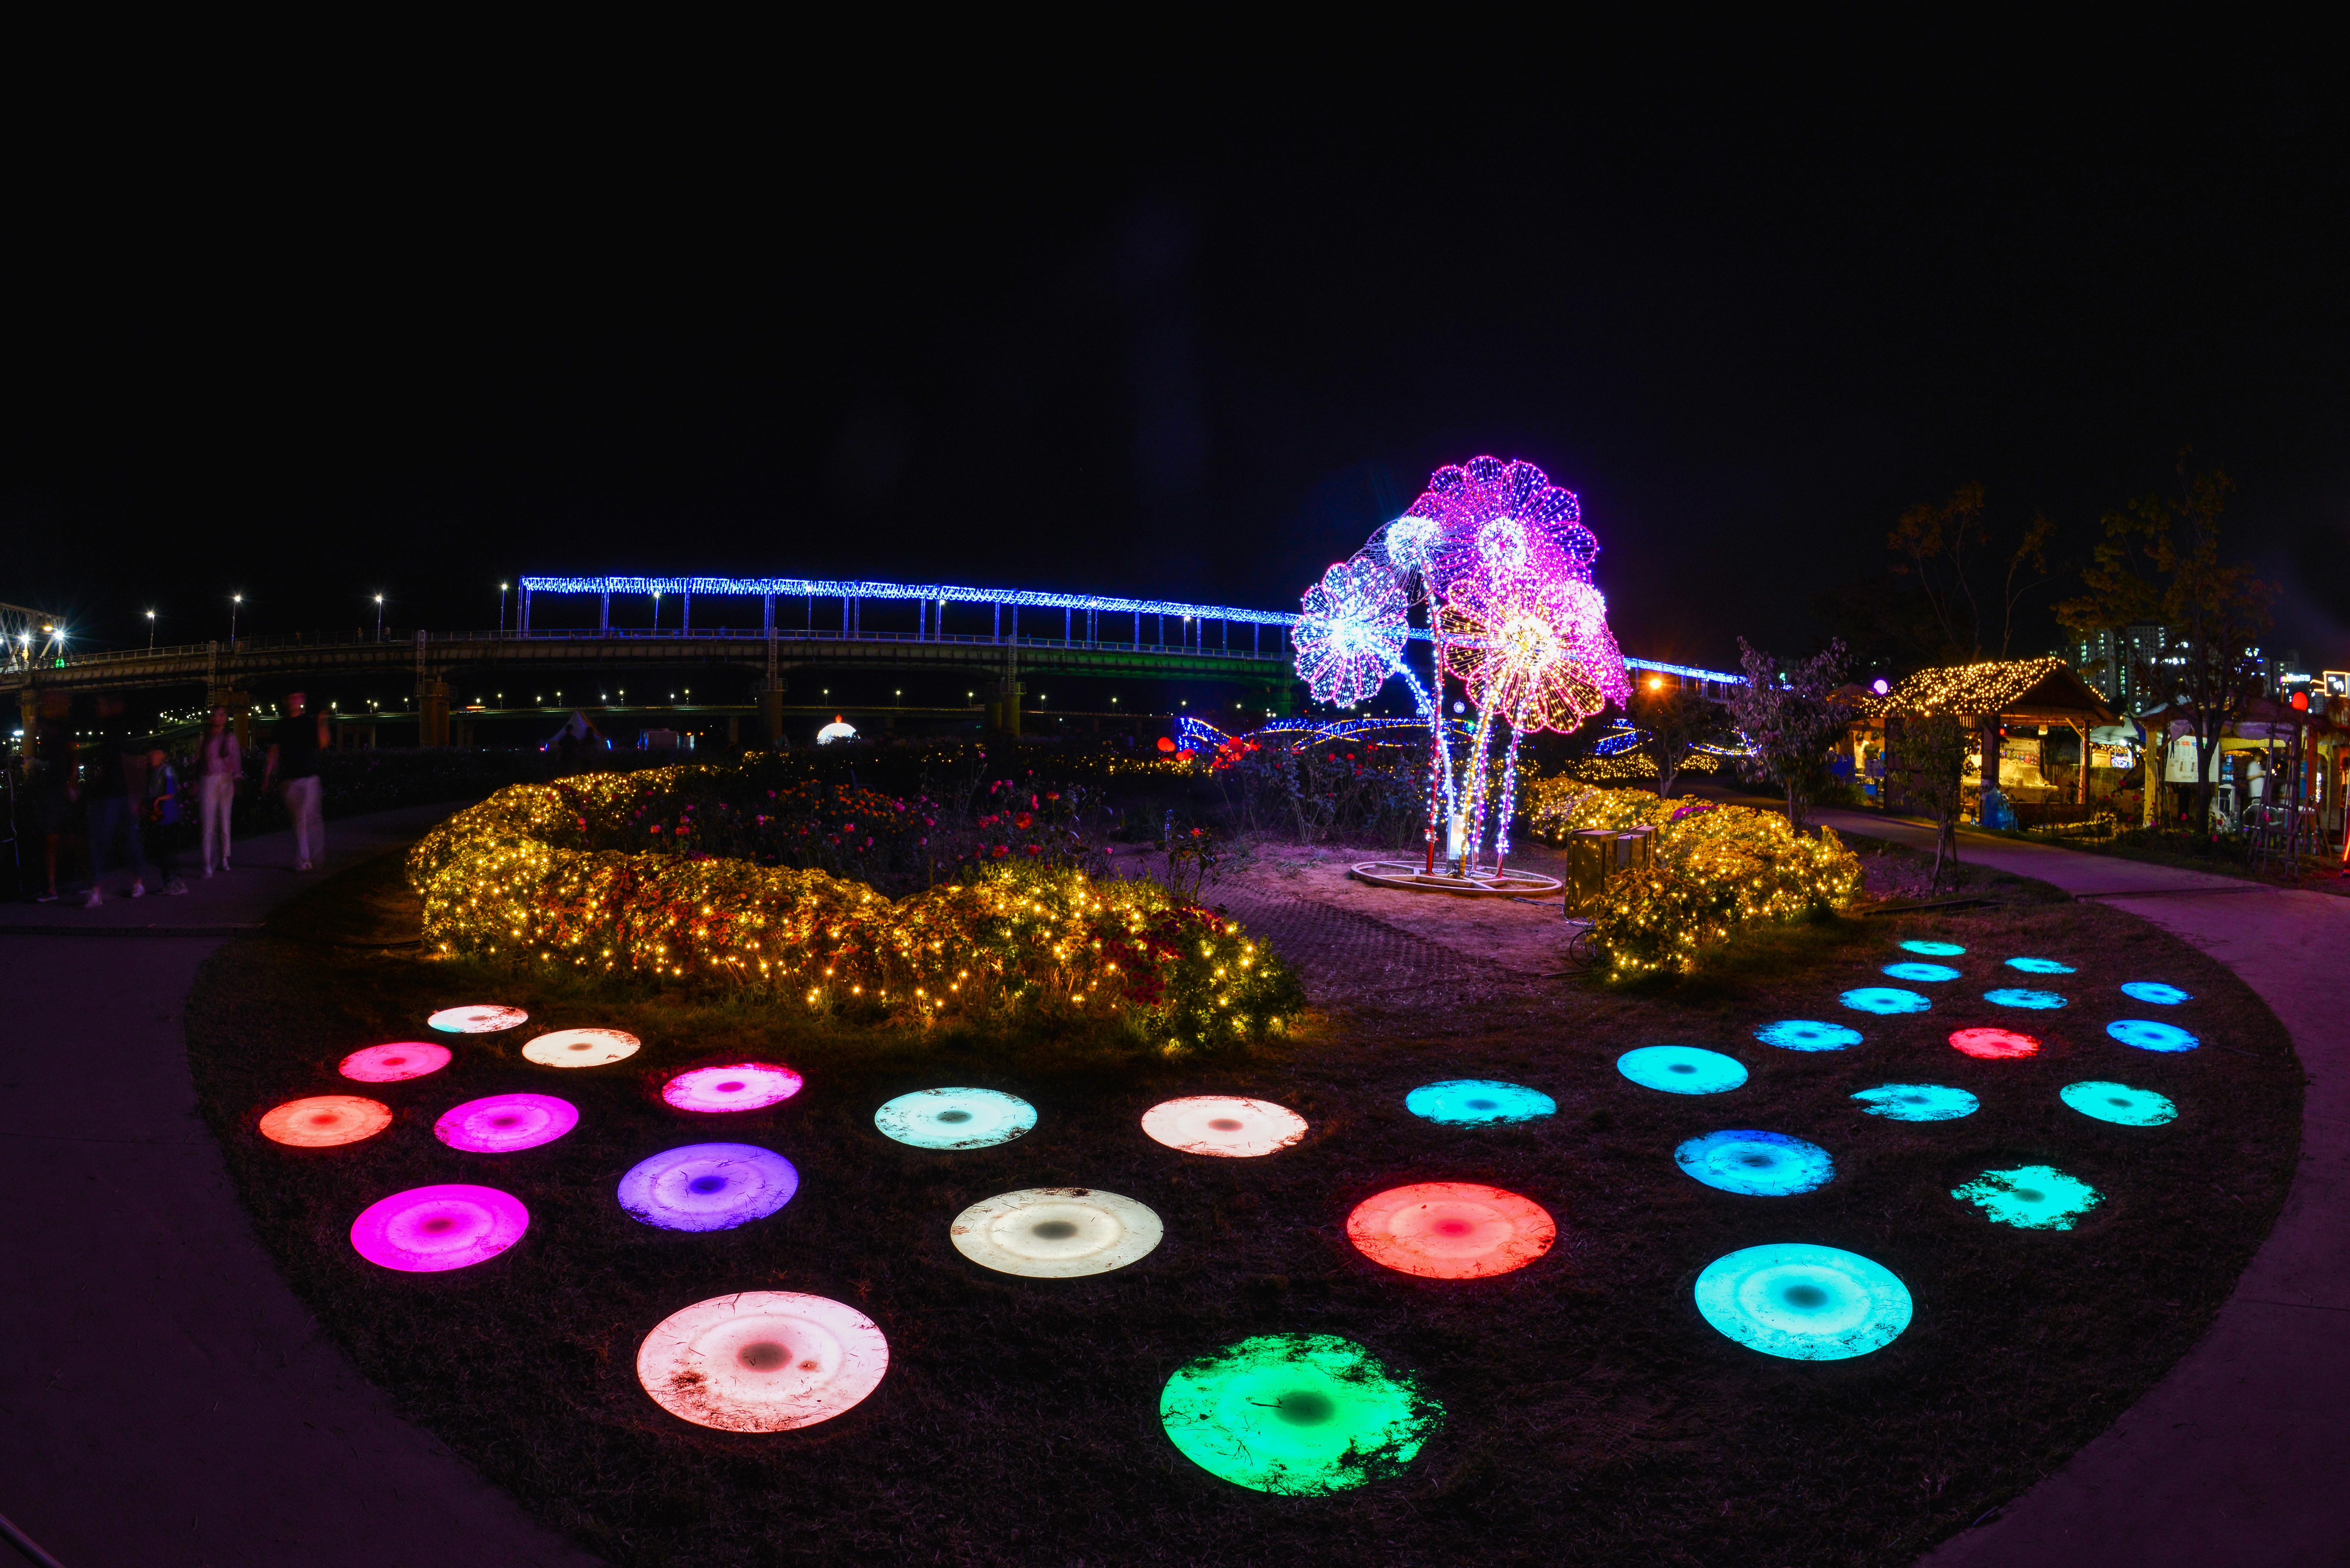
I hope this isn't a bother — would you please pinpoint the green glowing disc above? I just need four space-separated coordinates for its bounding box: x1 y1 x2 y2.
1160 1333 1443 1495
1951 1164 2103 1230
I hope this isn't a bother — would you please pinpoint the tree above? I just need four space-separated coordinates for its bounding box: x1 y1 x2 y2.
1726 638 1850 835
1886 483 2058 660
1888 712 1972 893
1628 677 1724 799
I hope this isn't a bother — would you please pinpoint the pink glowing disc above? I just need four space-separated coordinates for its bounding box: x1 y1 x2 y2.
662 1063 804 1114
1347 1182 1556 1279
350 1183 529 1272
260 1095 393 1148
637 1291 889 1432
433 1093 579 1153
339 1043 453 1083
1949 1027 2042 1060
428 1004 530 1034
1139 1096 1308 1158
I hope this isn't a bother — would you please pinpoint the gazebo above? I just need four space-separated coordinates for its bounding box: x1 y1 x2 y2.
1878 657 2119 813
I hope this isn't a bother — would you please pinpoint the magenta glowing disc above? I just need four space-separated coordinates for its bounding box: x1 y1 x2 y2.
1140 1096 1308 1157
433 1093 579 1153
638 1291 889 1431
339 1043 453 1083
428 1004 529 1034
663 1062 804 1114
350 1183 528 1272
260 1095 393 1148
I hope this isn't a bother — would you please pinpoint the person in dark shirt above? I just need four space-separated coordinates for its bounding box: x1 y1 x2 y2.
263 692 330 871
81 705 149 906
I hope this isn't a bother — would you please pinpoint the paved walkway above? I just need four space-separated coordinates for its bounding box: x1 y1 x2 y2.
1812 811 2350 1566
0 807 597 1568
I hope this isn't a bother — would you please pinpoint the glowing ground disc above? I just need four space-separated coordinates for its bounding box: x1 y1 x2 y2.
2121 981 2192 1005
1404 1080 1556 1125
1693 1243 1913 1361
873 1087 1037 1150
619 1143 799 1231
520 1028 641 1068
663 1062 804 1114
637 1291 888 1432
1140 1096 1308 1158
2061 1080 2178 1127
1985 988 2067 1010
949 1188 1163 1278
1952 1164 2103 1230
1949 1027 2041 1060
1755 1020 1862 1052
350 1183 527 1272
1160 1333 1443 1495
260 1095 392 1148
1346 1182 1555 1279
338 1043 451 1083
2107 1018 2199 1052
2005 957 2076 975
1852 1083 1979 1121
1842 987 1931 1015
433 1093 578 1153
1618 1045 1749 1095
427 1004 528 1034
1674 1130 1835 1195
1882 962 1960 983
1900 940 1967 956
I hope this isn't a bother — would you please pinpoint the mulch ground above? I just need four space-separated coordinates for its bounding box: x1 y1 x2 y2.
187 843 2301 1567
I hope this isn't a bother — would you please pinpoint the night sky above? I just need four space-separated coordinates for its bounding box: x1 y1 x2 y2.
6 39 2346 674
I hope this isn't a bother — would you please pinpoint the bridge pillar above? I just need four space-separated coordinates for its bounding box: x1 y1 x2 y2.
992 677 1024 736
759 677 787 750
16 688 34 758
418 678 451 747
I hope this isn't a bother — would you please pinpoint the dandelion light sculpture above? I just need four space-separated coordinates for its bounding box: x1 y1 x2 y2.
1293 555 1410 708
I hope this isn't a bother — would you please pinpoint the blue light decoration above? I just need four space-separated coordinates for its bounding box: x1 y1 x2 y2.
1404 1079 1557 1125
1951 1164 2103 1230
1294 556 1412 708
873 1087 1037 1150
1841 987 1931 1015
1755 1019 1863 1052
1674 1130 1835 1195
1617 1045 1749 1094
1882 962 1960 983
2107 1018 2199 1052
2006 957 2077 975
1899 940 1967 957
1851 1083 1979 1121
1984 988 2068 1010
2061 1080 2179 1127
2120 982 2192 1006
617 1143 800 1232
1692 1243 1914 1361
1174 714 1475 757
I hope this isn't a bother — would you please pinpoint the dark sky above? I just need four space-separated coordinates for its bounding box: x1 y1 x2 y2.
6 35 2346 674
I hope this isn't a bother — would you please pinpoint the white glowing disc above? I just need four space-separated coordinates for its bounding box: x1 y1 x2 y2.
521 1028 642 1068
636 1291 889 1432
949 1187 1164 1278
1140 1096 1308 1158
428 1004 529 1034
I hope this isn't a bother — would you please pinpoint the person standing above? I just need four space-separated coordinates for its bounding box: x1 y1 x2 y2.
142 746 190 894
195 707 241 876
81 706 149 906
264 692 329 872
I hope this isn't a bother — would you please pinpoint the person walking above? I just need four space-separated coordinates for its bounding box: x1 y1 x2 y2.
195 707 241 876
27 718 78 902
143 745 189 894
81 706 149 906
263 692 329 872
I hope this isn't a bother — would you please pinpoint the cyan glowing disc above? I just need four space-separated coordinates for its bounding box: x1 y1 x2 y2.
1842 987 1930 1015
1882 962 1960 983
1852 1083 1979 1121
1675 1130 1834 1195
2061 1080 2178 1127
1900 940 1967 956
874 1087 1037 1150
1755 1020 1863 1052
1617 1046 1749 1095
1404 1079 1557 1125
1985 988 2067 1010
2121 982 2192 1005
1160 1333 1443 1495
619 1142 799 1231
2005 957 2076 975
1693 1243 1913 1361
1952 1164 2103 1230
2107 1018 2199 1052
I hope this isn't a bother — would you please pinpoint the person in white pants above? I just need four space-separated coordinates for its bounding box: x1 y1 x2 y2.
196 707 241 876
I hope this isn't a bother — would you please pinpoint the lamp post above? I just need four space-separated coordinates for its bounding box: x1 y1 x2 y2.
146 610 156 651
230 594 242 645
652 589 662 632
374 595 386 642
499 582 509 635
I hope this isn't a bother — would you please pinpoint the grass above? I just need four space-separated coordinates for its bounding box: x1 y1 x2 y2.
189 847 2301 1567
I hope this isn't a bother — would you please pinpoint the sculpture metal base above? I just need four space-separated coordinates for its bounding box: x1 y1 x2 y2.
1348 862 1564 897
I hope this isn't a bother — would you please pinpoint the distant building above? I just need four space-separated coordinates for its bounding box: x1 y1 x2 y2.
2068 624 2171 715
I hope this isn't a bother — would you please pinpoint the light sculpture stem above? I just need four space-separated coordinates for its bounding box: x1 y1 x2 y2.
1494 704 1530 872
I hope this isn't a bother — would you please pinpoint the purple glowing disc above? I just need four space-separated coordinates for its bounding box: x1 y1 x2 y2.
350 1183 528 1272
433 1092 579 1153
618 1142 800 1232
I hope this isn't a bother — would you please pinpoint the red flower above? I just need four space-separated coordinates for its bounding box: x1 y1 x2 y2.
993 845 1008 856
1015 813 1033 829
649 824 663 834
1025 844 1042 855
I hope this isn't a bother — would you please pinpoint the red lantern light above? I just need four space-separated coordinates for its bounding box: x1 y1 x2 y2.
1156 736 1176 753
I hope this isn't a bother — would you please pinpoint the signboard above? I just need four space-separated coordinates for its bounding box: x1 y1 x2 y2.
2326 670 2349 698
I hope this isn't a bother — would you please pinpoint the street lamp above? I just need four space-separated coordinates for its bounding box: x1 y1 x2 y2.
499 582 509 635
374 595 386 642
145 610 156 651
230 594 242 644
652 589 662 632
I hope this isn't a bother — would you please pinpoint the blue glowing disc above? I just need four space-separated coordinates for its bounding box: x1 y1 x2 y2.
1617 1046 1750 1095
1693 1243 1913 1361
1842 987 1931 1015
2061 1080 2179 1127
2005 957 2076 975
2121 982 2192 1006
2107 1018 2199 1052
1755 1020 1864 1052
1404 1079 1556 1125
1851 1083 1979 1121
618 1142 799 1232
1882 962 1960 983
873 1087 1038 1150
1951 1164 2103 1230
1899 940 1967 956
1984 988 2068 1010
1674 1130 1835 1196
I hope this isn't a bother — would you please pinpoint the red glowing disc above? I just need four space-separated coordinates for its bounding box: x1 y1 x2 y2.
260 1095 393 1148
1949 1027 2042 1060
339 1043 453 1083
663 1063 804 1114
1346 1182 1556 1279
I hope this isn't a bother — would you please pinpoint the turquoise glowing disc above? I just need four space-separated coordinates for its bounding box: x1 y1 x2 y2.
1852 1083 1978 1121
2061 1080 2178 1127
1842 987 1930 1015
2108 1018 2199 1052
1900 940 1967 956
1405 1080 1557 1125
1160 1333 1444 1495
1952 1164 2103 1230
2006 957 2076 975
1617 1046 1749 1095
1693 1243 1913 1361
2121 982 2192 1005
1674 1130 1834 1195
1882 962 1960 983
874 1087 1038 1150
1755 1020 1863 1052
1985 988 2067 1010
